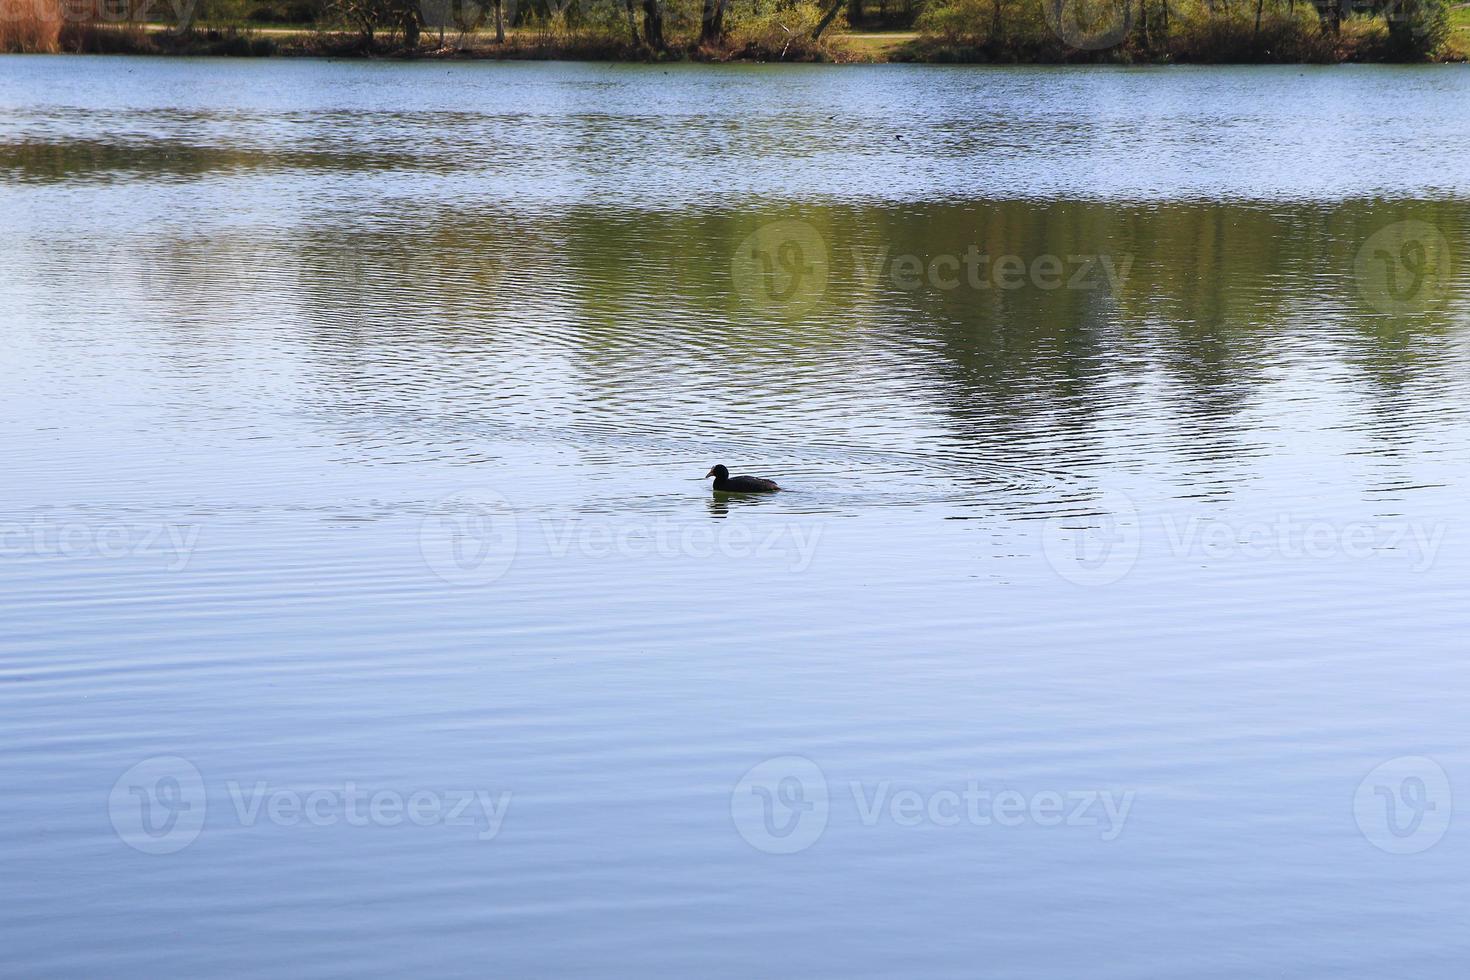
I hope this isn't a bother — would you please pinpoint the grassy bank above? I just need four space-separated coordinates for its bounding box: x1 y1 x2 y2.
0 1 853 60
2 0 1463 61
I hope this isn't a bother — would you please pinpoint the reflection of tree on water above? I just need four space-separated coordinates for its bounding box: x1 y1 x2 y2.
846 198 1469 496
139 195 1470 491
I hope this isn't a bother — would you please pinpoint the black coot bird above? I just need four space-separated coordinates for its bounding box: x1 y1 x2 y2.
705 464 780 493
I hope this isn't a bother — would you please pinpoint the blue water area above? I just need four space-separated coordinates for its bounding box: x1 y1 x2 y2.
2 56 1468 977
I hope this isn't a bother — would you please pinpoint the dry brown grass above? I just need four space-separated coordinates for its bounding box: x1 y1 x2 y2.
0 0 63 52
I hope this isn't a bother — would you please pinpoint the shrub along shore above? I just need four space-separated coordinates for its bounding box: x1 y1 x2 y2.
1 0 1464 62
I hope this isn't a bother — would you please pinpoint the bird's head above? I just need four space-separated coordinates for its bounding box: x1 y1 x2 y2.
705 465 729 480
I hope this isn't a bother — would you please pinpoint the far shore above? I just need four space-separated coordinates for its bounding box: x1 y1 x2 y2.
25 22 925 62
9 6 1470 65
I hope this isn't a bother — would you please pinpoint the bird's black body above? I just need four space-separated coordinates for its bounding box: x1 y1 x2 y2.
705 464 780 493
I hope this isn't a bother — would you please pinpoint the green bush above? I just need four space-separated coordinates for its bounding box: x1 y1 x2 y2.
908 0 1435 62
727 0 845 59
914 0 990 43
246 1 321 22
1168 3 1336 62
1384 0 1449 59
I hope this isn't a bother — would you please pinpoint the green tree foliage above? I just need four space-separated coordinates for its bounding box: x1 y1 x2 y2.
331 0 421 42
728 0 842 52
1384 0 1449 59
911 0 1450 60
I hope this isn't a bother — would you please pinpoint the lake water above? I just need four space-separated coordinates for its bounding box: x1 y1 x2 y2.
2 56 1469 977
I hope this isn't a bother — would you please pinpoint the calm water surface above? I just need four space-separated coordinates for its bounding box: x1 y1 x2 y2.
3 57 1470 977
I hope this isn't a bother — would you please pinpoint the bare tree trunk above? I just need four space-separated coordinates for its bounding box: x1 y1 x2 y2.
625 0 639 46
847 0 862 30
1253 0 1264 34
170 0 199 32
700 0 727 43
494 0 505 42
812 0 844 38
642 0 665 49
